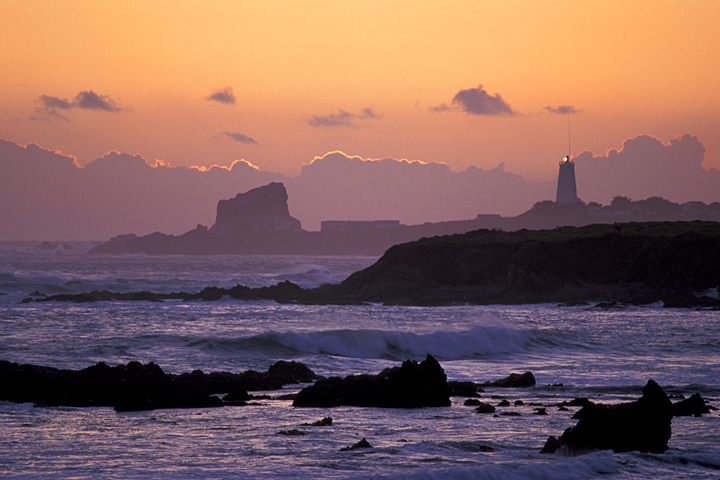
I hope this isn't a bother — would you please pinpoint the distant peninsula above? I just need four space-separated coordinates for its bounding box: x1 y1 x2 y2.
89 183 720 256
40 221 720 308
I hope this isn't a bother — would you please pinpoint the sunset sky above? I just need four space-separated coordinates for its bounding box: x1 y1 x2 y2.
2 0 719 182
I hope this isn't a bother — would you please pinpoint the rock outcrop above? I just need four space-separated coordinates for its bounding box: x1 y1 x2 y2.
482 371 536 388
671 393 712 416
292 355 451 408
540 380 673 454
0 359 318 412
65 222 720 307
209 182 302 234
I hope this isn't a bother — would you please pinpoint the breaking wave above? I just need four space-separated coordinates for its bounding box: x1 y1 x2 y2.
190 326 539 361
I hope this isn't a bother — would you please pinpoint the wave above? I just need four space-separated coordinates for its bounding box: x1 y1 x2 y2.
189 326 538 361
272 265 345 288
361 451 619 480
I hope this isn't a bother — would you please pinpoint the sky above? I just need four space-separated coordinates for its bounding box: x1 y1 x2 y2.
2 0 719 183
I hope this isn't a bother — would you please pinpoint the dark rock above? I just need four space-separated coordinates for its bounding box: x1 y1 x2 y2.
475 402 496 414
534 408 548 415
292 355 451 408
463 399 482 406
448 380 484 397
0 359 318 411
209 183 302 235
560 398 594 408
277 429 307 436
540 436 561 454
500 411 522 416
541 380 673 454
222 390 250 406
302 417 333 427
482 372 536 388
276 393 300 401
340 438 372 451
497 400 510 407
514 400 525 406
174 360 318 393
672 393 711 416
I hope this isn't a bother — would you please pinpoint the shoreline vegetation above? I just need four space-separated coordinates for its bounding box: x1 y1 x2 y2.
24 221 720 308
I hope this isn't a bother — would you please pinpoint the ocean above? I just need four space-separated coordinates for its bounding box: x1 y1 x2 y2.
1 242 719 479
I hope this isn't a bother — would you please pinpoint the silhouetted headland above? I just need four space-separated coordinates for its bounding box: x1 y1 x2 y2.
89 183 720 255
38 221 720 307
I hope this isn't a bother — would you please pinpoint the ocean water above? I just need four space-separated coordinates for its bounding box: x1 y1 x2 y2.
0 242 719 479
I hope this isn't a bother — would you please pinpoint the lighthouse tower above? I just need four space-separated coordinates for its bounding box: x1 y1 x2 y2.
555 155 579 204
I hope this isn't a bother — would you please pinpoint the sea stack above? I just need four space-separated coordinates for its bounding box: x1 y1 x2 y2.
209 182 303 234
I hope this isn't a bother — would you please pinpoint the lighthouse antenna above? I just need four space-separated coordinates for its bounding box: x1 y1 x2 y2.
567 112 571 159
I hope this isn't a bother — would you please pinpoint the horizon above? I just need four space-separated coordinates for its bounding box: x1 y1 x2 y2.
2 131 720 241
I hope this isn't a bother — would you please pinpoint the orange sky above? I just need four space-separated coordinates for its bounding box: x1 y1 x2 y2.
2 0 719 181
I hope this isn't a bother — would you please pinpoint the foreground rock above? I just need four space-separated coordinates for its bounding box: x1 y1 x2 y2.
0 359 317 411
293 355 451 408
540 380 672 454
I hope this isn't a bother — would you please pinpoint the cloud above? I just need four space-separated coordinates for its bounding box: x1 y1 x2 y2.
39 95 73 110
3 134 720 240
573 134 717 204
73 90 125 111
33 90 127 120
307 108 381 128
432 85 517 116
206 87 236 104
222 131 258 144
544 105 581 115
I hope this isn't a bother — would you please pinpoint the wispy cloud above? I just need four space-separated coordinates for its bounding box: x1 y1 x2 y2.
33 90 127 120
307 107 381 128
222 131 258 144
432 84 517 116
206 87 236 105
544 105 581 115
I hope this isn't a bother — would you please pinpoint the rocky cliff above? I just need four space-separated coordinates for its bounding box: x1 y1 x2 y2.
209 182 302 234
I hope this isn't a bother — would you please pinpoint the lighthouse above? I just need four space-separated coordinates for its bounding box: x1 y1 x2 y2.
555 155 579 204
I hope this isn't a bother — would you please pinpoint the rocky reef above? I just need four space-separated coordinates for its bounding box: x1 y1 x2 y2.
0 359 317 411
292 354 451 408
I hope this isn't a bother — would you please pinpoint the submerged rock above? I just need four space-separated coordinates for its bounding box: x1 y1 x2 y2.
540 380 673 454
292 355 451 408
482 372 536 388
340 438 372 451
474 402 496 414
672 393 712 416
302 417 333 426
448 380 484 397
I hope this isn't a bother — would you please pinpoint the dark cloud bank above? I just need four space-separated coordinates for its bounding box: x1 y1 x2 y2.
1 134 718 241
